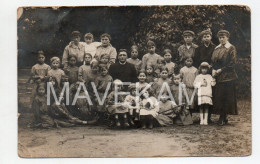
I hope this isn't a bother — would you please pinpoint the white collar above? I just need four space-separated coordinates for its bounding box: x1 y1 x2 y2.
119 61 127 65
215 41 232 49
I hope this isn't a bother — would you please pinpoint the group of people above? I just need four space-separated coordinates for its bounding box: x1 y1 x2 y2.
29 29 238 129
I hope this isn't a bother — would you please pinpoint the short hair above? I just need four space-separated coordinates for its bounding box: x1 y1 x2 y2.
84 53 92 59
131 45 138 51
71 31 81 38
160 66 169 72
163 49 172 55
100 53 110 59
147 40 156 47
38 50 44 55
100 65 109 71
91 60 99 68
50 57 60 64
36 82 46 94
100 33 111 41
84 33 94 39
145 64 155 71
68 54 77 61
119 49 127 54
138 69 147 76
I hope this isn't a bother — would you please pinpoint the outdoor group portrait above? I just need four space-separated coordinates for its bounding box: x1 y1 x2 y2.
17 5 251 157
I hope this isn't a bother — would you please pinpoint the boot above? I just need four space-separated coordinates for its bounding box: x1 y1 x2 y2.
115 119 121 127
148 115 154 129
140 116 146 129
123 118 130 128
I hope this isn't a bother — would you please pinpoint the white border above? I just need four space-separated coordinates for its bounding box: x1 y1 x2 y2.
0 0 259 163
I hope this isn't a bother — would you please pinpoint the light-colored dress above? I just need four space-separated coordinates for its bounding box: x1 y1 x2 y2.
48 69 65 87
180 66 198 109
78 65 91 82
139 97 159 118
165 62 176 75
126 58 142 73
193 74 216 105
83 42 101 59
141 53 161 70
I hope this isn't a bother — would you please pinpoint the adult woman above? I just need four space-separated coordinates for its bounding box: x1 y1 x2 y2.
211 30 238 126
62 31 85 68
95 33 117 65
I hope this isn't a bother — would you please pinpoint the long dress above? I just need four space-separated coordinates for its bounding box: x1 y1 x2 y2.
211 42 238 115
155 101 177 126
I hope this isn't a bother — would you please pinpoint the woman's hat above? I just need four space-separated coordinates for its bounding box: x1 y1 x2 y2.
217 30 230 38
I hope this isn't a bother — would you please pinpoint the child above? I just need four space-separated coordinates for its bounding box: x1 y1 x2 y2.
31 82 55 128
64 54 78 84
99 53 110 68
154 57 166 77
170 73 193 126
136 70 149 90
178 30 198 66
152 66 172 99
141 40 161 70
139 87 159 129
145 64 157 83
47 57 65 87
78 53 93 83
48 76 88 127
194 62 216 125
124 83 140 123
126 45 142 73
106 79 129 128
95 65 113 114
83 33 102 59
163 49 176 76
180 57 198 112
155 92 177 127
30 50 51 102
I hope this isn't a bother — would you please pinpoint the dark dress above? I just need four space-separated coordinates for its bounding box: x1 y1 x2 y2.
211 42 238 115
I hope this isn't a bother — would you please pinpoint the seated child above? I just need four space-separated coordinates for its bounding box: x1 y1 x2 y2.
106 79 130 128
155 92 177 127
139 86 159 129
47 57 65 87
124 83 140 124
136 70 149 90
31 82 55 128
126 45 142 73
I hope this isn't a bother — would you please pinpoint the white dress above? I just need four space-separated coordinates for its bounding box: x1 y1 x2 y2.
193 74 216 105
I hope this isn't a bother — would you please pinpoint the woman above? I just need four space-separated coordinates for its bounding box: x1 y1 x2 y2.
95 33 117 65
62 31 85 68
211 30 238 126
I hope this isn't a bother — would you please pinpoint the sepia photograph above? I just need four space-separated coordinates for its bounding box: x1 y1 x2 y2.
17 5 251 157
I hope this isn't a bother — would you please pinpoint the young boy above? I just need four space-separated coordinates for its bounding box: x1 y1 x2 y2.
163 49 176 76
141 40 161 70
178 30 198 67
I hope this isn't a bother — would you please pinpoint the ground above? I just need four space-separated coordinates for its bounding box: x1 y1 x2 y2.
18 100 251 158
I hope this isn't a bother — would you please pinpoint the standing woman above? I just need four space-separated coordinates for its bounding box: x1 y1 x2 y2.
62 31 85 68
211 30 238 126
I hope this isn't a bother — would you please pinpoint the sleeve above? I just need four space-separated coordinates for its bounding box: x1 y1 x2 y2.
131 64 138 82
193 76 201 88
221 46 237 72
78 66 84 82
62 46 69 68
109 47 117 64
210 76 216 86
93 42 102 47
141 54 147 70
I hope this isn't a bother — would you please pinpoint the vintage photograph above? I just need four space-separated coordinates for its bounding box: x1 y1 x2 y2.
17 6 251 157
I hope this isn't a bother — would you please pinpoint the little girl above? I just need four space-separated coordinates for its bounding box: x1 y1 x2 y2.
152 66 172 99
95 65 113 116
139 86 159 129
194 62 216 125
180 57 198 112
136 70 149 91
155 57 166 77
124 83 140 123
170 73 193 126
155 92 177 127
126 45 142 73
163 49 176 76
106 79 129 128
30 51 51 103
145 64 157 83
64 54 78 84
47 57 65 87
31 82 54 128
78 53 92 83
83 33 102 59
99 53 110 68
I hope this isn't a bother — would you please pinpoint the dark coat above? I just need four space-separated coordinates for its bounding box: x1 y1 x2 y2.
109 62 138 83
